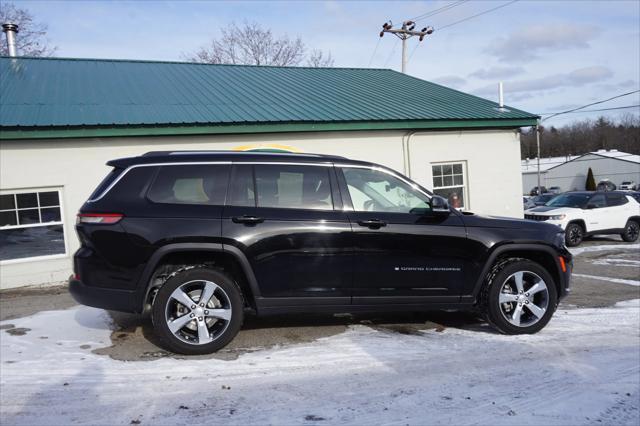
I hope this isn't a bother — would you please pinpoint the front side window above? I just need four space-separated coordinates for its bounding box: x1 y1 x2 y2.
432 162 466 209
342 167 429 213
588 194 607 208
147 165 229 205
254 165 333 210
0 190 66 261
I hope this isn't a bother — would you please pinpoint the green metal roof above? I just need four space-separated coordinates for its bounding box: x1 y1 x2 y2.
0 56 538 139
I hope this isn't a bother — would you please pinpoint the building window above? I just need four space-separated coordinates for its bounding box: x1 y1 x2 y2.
0 189 66 262
432 162 467 209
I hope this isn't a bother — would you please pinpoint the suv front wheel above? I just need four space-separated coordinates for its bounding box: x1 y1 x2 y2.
621 220 639 242
483 259 558 334
565 223 584 247
152 267 244 355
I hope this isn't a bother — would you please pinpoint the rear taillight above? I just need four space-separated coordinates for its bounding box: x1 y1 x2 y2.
76 213 123 224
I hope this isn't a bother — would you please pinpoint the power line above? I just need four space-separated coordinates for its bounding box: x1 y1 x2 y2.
383 38 399 68
407 43 420 63
539 104 640 116
408 0 518 64
367 37 382 67
410 0 470 23
438 0 520 31
541 90 640 122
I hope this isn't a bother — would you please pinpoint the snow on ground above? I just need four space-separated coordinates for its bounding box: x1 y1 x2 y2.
573 273 640 286
1 301 639 425
569 243 640 256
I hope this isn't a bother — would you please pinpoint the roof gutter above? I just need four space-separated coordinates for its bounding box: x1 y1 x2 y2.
0 118 539 141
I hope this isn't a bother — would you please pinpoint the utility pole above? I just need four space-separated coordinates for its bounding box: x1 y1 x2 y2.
380 20 433 73
536 121 542 193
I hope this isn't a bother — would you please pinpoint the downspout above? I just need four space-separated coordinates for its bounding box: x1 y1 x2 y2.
402 130 418 177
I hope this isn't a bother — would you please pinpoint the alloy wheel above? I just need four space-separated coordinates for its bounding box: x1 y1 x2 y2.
567 226 582 245
626 222 639 240
498 271 550 328
165 280 232 345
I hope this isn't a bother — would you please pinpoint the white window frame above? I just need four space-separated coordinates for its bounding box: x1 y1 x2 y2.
0 187 69 265
431 161 469 210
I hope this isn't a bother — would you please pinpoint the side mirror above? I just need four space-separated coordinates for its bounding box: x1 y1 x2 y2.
430 195 450 216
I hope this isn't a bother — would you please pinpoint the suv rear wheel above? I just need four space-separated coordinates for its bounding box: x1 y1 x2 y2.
621 220 639 242
483 259 558 334
152 267 243 355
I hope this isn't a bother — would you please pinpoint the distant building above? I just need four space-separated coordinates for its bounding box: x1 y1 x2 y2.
521 149 640 193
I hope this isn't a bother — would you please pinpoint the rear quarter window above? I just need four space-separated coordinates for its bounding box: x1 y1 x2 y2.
147 165 230 205
88 168 124 201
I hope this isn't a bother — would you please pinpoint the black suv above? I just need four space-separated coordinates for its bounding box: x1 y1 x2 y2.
70 151 572 354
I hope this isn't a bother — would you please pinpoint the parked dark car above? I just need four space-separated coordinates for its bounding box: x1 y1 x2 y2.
596 180 616 191
529 186 548 196
70 151 573 354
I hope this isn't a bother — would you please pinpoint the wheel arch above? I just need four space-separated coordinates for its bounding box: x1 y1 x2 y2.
567 219 586 231
627 215 640 225
136 243 260 313
472 244 564 302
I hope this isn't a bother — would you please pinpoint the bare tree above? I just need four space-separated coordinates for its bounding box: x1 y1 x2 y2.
306 49 334 67
0 2 56 57
188 22 333 67
520 114 640 159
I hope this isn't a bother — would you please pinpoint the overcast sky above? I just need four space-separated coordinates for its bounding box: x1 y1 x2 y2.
10 0 640 126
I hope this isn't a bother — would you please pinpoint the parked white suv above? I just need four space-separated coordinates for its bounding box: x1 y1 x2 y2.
620 181 637 191
525 191 640 246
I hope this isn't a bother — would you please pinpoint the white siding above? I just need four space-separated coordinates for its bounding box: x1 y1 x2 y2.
0 129 522 289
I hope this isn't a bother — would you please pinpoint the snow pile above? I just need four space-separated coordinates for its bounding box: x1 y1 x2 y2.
1 301 639 425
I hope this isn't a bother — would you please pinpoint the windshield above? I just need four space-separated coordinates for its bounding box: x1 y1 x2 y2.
546 193 590 208
536 194 555 202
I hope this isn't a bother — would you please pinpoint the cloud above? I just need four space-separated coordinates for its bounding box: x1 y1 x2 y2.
472 66 614 96
468 66 525 80
431 75 466 88
486 23 602 62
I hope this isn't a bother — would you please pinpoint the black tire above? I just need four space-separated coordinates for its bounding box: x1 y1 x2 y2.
565 223 584 247
621 220 640 242
152 267 244 355
482 258 558 335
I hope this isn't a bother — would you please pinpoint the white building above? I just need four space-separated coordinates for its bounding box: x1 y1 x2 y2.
522 150 640 194
0 57 537 289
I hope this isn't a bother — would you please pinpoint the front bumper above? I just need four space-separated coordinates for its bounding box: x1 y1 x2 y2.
68 276 138 313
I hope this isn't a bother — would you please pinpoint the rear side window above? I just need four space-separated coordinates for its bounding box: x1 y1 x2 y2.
88 168 123 200
606 193 628 207
254 165 334 210
147 165 229 205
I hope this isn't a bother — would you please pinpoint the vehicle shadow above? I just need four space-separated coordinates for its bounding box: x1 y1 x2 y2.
101 309 495 361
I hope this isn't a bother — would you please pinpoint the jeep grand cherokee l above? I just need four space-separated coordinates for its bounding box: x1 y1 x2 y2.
70 151 572 355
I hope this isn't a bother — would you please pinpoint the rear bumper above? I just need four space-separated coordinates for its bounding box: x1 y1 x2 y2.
68 276 138 313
